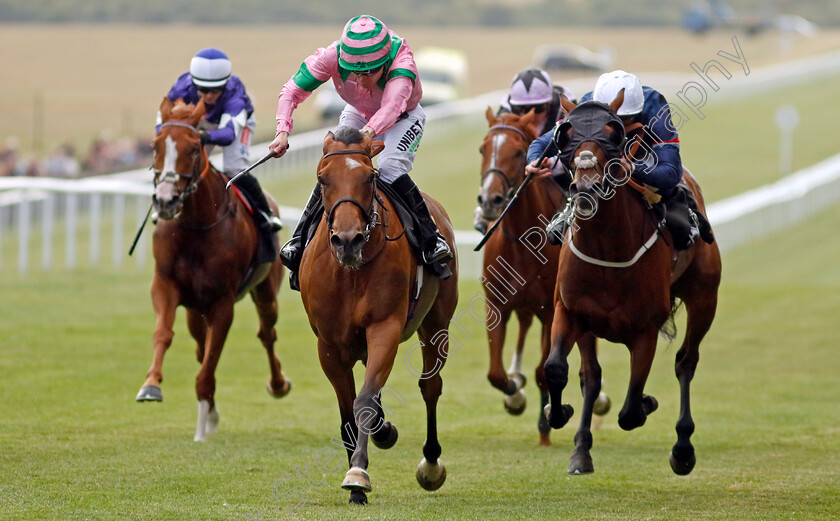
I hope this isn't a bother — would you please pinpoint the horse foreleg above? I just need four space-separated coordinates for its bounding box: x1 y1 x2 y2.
568 332 602 474
618 330 660 432
536 315 552 446
544 304 581 431
193 299 234 442
251 280 290 398
137 275 179 402
487 309 526 415
341 320 401 504
186 310 207 363
414 323 449 492
671 294 716 475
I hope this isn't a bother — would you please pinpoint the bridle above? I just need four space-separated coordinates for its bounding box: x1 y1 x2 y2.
480 124 530 205
153 121 211 204
559 118 665 269
320 149 381 243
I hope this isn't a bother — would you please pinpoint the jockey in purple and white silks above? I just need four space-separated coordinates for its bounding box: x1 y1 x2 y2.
156 47 282 232
473 67 577 233
269 14 453 290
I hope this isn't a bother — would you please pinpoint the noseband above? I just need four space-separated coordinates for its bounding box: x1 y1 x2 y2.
320 149 381 242
480 124 530 200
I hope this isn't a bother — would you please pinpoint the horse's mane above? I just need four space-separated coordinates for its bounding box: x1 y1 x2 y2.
333 126 365 145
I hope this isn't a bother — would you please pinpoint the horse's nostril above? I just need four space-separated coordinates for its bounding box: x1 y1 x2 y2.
330 234 343 252
492 195 505 206
477 194 484 205
349 233 366 251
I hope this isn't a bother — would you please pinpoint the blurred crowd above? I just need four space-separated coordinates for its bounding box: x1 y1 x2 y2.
0 131 153 179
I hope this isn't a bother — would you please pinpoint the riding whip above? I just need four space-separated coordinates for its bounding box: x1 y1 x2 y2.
128 202 153 256
473 144 554 252
225 145 288 190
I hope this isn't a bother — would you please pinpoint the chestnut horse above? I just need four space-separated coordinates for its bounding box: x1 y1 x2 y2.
477 107 608 446
544 93 722 475
299 128 458 505
135 98 291 441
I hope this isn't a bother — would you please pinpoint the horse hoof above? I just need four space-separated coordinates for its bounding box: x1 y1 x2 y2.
593 392 611 416
544 403 574 429
642 394 659 415
267 379 292 399
348 490 368 505
568 450 594 475
372 422 398 450
504 389 527 416
416 458 446 491
341 467 372 492
670 447 696 476
538 432 551 447
135 385 162 402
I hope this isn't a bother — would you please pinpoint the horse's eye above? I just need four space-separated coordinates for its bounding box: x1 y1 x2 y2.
368 174 376 184
317 174 326 186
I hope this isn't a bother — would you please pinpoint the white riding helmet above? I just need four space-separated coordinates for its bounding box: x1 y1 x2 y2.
189 48 232 89
508 67 553 106
592 70 644 116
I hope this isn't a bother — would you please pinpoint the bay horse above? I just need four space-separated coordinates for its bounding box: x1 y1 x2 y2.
135 98 291 441
477 107 609 446
543 92 722 474
299 127 458 505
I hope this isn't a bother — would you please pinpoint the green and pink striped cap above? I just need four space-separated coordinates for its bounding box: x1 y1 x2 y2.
339 15 392 72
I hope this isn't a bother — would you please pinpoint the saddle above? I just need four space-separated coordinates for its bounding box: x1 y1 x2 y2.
227 182 279 296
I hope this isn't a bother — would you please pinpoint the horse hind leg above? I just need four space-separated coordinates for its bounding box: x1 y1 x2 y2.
414 324 448 492
251 279 291 398
186 310 207 363
670 293 717 475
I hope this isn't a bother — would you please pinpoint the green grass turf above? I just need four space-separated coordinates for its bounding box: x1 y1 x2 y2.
2 198 839 520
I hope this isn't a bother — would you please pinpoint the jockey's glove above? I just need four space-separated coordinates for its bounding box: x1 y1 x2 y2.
199 130 211 146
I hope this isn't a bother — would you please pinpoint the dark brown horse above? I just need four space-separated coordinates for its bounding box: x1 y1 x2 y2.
544 93 722 474
477 107 608 446
299 127 458 505
135 98 291 441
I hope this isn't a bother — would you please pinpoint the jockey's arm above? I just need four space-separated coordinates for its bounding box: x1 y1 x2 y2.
632 143 682 193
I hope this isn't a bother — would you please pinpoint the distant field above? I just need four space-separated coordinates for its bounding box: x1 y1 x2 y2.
1 189 839 520
2 23 840 157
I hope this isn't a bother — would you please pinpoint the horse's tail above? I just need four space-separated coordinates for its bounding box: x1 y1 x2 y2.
659 297 684 343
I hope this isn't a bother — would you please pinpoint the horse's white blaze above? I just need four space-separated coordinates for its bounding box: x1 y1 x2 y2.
344 157 364 171
164 135 178 174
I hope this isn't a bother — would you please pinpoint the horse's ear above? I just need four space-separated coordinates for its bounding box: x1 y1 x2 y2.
160 97 173 121
560 94 577 115
485 106 498 126
370 140 385 158
323 131 336 154
190 98 206 125
609 88 625 113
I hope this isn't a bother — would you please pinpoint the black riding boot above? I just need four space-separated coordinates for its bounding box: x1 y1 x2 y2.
234 173 283 232
664 189 699 251
279 185 324 290
390 175 453 278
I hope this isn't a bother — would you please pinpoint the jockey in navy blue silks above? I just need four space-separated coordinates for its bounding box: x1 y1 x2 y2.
527 70 713 250
155 47 282 233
